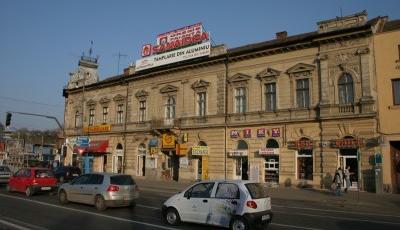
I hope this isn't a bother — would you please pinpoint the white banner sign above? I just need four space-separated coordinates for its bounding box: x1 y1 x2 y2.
135 42 211 71
192 146 209 156
228 150 248 157
258 148 279 156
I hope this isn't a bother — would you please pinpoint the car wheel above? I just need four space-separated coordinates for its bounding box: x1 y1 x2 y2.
164 207 181 226
59 176 65 183
25 186 33 197
95 195 107 211
230 217 248 230
59 190 69 205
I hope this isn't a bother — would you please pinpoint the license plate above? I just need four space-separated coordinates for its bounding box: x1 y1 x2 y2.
41 187 51 191
262 214 270 221
72 174 78 176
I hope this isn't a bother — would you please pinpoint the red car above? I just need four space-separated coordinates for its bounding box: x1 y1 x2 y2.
7 167 57 196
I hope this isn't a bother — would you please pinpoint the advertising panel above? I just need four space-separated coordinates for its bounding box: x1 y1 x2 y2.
157 23 203 46
192 146 209 156
136 42 211 71
228 150 248 157
258 148 280 156
162 133 176 149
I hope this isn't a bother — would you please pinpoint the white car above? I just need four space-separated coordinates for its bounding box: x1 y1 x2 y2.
162 180 272 230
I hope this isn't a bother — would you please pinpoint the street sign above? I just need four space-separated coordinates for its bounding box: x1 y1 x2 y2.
76 136 90 147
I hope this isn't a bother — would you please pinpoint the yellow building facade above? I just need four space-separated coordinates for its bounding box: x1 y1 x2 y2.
63 12 398 192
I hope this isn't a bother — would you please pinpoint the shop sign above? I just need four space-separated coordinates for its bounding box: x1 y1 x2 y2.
179 156 189 168
176 144 188 156
136 42 211 71
258 148 279 155
148 138 158 147
83 124 111 133
230 130 239 138
287 140 313 150
243 129 251 138
192 146 209 156
162 133 176 149
330 138 363 149
271 128 280 137
228 150 248 157
257 128 266 137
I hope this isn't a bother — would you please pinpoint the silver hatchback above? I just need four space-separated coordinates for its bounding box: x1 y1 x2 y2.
58 173 139 211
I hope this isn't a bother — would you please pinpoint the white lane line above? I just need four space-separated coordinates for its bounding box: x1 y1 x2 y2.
0 216 49 230
273 204 400 218
137 204 161 210
0 218 34 230
274 210 400 226
271 223 323 230
0 194 178 230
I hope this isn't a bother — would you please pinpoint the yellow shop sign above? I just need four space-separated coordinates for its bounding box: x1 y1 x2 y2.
83 124 111 133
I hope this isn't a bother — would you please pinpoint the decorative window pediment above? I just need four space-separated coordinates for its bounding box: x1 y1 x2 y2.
113 94 125 102
99 97 110 105
160 85 178 94
86 99 96 107
191 80 210 92
287 63 315 77
228 73 252 83
135 90 149 99
256 68 281 81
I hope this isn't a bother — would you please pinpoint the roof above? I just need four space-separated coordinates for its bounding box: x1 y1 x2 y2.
382 19 400 32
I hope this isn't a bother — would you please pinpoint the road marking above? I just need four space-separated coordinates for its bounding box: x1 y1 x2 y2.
274 210 400 225
0 194 178 230
0 218 38 230
271 223 323 230
0 216 49 230
137 204 161 210
273 204 400 218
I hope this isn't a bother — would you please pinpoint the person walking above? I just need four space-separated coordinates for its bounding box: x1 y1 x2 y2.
333 167 344 196
344 166 351 193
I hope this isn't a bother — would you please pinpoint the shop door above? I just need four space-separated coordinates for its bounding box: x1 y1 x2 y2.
202 156 209 180
241 157 248 180
265 156 279 184
137 155 146 176
391 142 400 193
113 155 123 173
344 156 358 188
197 158 202 180
82 155 94 174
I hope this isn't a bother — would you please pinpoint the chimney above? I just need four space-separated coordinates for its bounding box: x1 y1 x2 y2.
276 31 287 40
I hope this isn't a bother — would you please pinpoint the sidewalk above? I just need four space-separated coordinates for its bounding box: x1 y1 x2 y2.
133 177 400 213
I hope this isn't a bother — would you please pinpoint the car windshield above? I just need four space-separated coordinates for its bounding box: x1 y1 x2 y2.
110 175 135 185
0 166 11 172
35 169 54 178
245 183 268 199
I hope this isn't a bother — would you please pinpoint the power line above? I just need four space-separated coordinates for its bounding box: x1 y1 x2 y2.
0 96 64 107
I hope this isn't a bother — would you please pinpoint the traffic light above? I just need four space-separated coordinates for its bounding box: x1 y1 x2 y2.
5 112 12 127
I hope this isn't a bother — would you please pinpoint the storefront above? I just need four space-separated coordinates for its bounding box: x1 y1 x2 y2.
331 137 362 189
229 140 249 180
191 144 209 180
288 138 314 181
161 132 179 181
259 139 280 185
73 140 109 174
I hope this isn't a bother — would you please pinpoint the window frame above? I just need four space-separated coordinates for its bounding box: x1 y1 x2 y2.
165 97 176 120
338 73 354 105
197 92 206 117
265 83 276 111
102 106 108 124
235 87 247 113
74 111 81 128
117 104 124 124
89 108 95 126
139 100 146 122
392 79 400 105
296 79 310 108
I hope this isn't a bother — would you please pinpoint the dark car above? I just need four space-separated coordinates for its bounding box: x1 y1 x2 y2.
53 166 81 183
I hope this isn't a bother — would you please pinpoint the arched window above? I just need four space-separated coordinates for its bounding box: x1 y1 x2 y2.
138 143 146 154
237 140 248 150
116 143 123 150
338 73 354 104
165 97 176 119
198 141 207 146
266 139 279 148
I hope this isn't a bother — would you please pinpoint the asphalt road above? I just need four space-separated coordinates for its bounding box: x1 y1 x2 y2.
0 184 399 230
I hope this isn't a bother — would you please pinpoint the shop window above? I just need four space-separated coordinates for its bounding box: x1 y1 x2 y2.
297 149 313 180
338 73 354 104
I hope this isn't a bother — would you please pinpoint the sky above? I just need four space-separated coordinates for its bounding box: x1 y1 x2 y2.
0 0 399 130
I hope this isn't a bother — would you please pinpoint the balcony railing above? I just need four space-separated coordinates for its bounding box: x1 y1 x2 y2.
339 104 355 113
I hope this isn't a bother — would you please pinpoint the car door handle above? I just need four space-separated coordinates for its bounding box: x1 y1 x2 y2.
202 199 208 203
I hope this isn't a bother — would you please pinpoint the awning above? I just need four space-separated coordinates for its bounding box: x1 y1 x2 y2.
74 140 109 154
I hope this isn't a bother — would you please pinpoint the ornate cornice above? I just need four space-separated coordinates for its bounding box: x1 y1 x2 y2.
113 94 125 102
160 84 179 94
256 68 281 81
228 73 252 83
191 80 210 92
135 90 149 99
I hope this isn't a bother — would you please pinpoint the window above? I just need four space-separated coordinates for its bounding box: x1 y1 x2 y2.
165 97 176 119
235 87 247 113
139 100 146 122
117 104 124 124
265 83 276 111
102 107 108 124
296 79 310 108
184 183 214 198
245 183 269 199
89 109 95 126
72 174 91 185
338 73 354 104
398 45 400 60
392 79 400 105
197 92 206 116
74 111 81 128
215 183 240 199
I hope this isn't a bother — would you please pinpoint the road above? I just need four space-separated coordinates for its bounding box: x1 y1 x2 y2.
0 184 399 230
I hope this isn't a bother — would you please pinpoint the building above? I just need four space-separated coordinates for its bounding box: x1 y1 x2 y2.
63 12 398 192
374 18 400 193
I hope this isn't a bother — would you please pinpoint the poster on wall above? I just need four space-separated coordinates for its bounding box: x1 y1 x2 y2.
249 164 259 182
179 157 189 168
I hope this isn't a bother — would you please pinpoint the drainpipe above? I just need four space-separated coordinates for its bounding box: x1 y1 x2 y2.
224 54 229 180
316 51 324 189
122 79 129 173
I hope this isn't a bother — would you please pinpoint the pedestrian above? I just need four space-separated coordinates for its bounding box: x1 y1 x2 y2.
332 167 344 196
344 166 351 193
